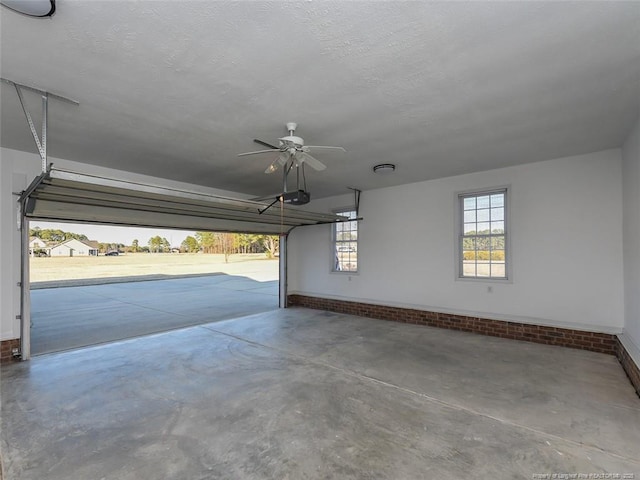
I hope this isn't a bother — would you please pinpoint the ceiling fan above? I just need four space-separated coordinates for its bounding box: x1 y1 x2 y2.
238 122 346 174
239 122 346 211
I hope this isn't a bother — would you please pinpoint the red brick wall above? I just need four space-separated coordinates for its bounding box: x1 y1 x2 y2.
616 339 640 398
0 339 20 364
287 295 617 355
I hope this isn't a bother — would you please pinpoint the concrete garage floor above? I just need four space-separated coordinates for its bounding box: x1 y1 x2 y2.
2 309 639 479
30 274 278 355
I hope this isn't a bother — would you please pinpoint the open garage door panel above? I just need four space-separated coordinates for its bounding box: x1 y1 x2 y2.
22 168 345 233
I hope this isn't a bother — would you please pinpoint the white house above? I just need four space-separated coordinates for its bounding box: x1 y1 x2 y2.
49 239 99 257
28 237 48 256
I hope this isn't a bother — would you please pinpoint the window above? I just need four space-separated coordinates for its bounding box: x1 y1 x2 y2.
333 210 358 272
459 189 508 279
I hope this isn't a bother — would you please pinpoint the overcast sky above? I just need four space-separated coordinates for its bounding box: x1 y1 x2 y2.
30 221 196 247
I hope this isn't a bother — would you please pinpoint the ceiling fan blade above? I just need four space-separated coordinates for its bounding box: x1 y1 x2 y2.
305 145 346 153
253 139 280 150
277 152 289 165
237 149 279 157
299 152 326 171
264 153 289 174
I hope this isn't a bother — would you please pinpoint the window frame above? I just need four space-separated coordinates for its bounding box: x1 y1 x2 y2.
331 208 358 274
455 187 511 282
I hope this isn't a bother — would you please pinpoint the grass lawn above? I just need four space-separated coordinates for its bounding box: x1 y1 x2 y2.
30 253 278 284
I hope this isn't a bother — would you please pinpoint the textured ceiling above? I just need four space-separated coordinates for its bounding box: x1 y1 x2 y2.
1 1 639 199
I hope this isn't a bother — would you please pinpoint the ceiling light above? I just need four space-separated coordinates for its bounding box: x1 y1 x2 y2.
373 163 396 174
1 0 55 17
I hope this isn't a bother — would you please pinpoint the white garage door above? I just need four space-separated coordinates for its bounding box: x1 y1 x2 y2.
22 168 344 233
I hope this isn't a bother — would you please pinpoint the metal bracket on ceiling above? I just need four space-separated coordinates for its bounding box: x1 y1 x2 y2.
1 78 79 173
347 187 362 217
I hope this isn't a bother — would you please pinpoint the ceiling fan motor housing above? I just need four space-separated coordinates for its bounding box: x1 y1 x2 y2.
279 135 304 148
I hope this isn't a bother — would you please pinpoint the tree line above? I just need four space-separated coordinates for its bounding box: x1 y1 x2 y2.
462 229 505 261
31 228 279 260
30 227 88 243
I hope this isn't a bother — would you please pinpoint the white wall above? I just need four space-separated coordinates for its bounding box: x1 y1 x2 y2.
622 118 640 354
0 152 30 341
0 147 252 341
289 149 624 333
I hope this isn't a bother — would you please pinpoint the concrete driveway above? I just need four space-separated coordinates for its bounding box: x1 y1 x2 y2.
30 273 279 355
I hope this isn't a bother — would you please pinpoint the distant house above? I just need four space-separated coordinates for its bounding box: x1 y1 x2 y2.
49 239 99 257
28 237 49 256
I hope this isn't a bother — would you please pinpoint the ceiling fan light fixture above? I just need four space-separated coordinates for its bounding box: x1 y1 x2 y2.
373 163 396 174
1 0 55 17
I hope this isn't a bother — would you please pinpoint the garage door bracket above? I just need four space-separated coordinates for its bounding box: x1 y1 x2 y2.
2 78 79 173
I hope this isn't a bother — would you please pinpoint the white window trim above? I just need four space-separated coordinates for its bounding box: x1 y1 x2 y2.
330 207 359 274
454 186 512 283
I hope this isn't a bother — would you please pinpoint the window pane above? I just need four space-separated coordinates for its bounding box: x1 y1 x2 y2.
477 209 490 222
463 197 476 210
491 221 504 233
477 222 490 233
464 224 477 234
490 194 504 207
490 207 503 221
476 237 490 251
490 236 505 249
463 210 476 223
490 263 506 277
490 249 505 261
476 263 491 277
462 262 476 277
462 237 476 250
477 195 490 209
